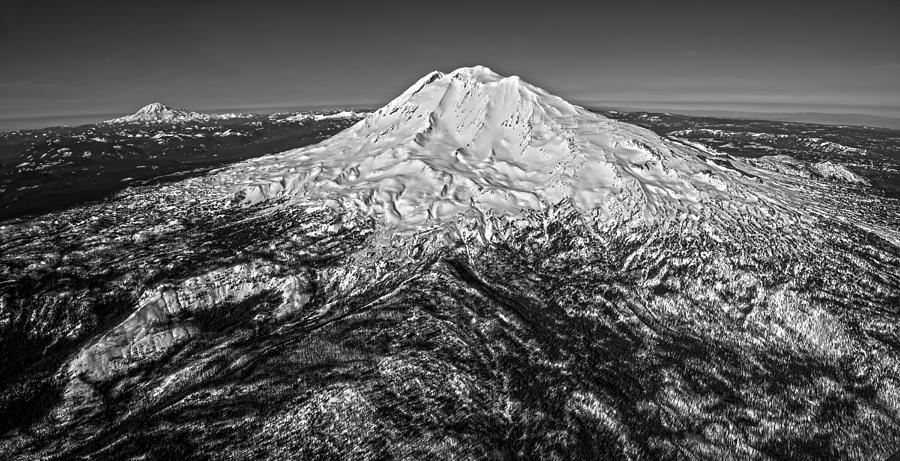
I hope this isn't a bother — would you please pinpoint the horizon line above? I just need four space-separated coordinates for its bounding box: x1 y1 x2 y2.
3 102 900 133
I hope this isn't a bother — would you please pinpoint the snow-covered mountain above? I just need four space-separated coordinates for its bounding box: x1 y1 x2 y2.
105 102 246 124
227 66 887 243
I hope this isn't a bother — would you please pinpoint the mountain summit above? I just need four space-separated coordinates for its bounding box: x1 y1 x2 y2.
229 66 847 242
132 102 178 117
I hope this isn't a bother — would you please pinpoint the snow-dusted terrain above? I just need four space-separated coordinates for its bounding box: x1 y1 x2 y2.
0 108 365 219
1 67 899 460
280 110 369 124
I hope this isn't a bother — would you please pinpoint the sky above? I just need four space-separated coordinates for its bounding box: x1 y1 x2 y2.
0 0 898 130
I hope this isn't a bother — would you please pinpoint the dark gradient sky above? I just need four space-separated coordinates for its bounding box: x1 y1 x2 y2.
1 0 898 129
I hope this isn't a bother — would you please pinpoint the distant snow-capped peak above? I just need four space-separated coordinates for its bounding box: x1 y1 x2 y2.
106 103 207 124
105 103 251 124
134 102 179 116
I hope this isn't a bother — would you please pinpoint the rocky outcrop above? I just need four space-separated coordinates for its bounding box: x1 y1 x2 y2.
70 261 311 380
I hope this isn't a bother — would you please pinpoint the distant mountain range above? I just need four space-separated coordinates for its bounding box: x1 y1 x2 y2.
0 104 372 132
585 104 900 130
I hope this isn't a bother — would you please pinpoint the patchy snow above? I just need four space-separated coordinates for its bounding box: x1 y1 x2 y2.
282 110 367 123
749 155 870 185
812 161 869 184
